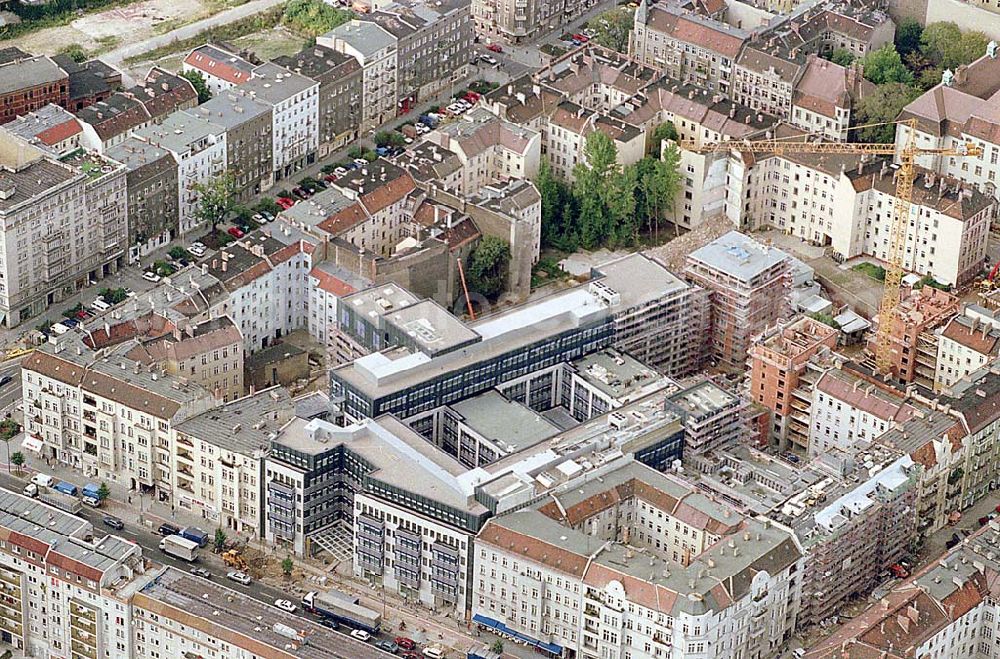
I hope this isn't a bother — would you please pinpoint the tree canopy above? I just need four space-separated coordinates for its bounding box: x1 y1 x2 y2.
854 83 921 143
828 48 855 66
180 70 212 104
861 44 913 85
282 0 354 36
466 236 511 300
894 17 923 57
591 8 633 52
920 21 989 70
193 172 238 233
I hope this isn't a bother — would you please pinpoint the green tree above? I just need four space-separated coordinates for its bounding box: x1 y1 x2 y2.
214 528 227 553
650 121 679 154
829 48 855 66
9 452 23 475
466 236 511 300
180 69 212 104
281 557 294 577
491 640 505 653
573 131 642 248
193 172 238 233
97 482 111 501
894 17 923 57
536 161 576 250
282 0 353 36
920 22 989 69
854 83 921 143
591 7 632 52
58 43 88 63
632 146 682 242
168 246 190 261
861 44 913 84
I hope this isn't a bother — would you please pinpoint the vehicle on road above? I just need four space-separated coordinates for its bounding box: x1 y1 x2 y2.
159 535 199 562
375 640 399 653
486 43 503 53
402 652 420 659
276 197 295 210
22 483 37 497
319 618 340 630
0 375 13 388
81 495 101 508
181 527 209 547
227 227 245 239
157 522 181 536
227 571 252 585
396 637 416 651
189 567 212 579
422 647 445 658
31 473 53 488
39 491 81 514
273 599 297 613
302 590 381 634
349 629 371 642
53 481 78 496
142 271 161 283
102 515 124 530
481 55 498 66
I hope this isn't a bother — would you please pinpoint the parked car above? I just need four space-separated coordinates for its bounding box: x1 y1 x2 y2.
353 158 369 167
22 483 37 498
350 629 371 642
189 245 206 257
273 599 297 613
50 322 70 335
486 43 503 53
227 227 245 239
375 640 399 654
401 653 420 659
227 571 252 585
189 567 212 579
422 647 445 659
260 211 274 222
31 473 54 488
334 167 348 177
81 495 101 508
276 197 295 210
395 637 416 651
481 54 498 66
157 522 181 536
142 271 161 283
318 618 339 630
103 515 124 530
0 375 12 388
573 32 589 42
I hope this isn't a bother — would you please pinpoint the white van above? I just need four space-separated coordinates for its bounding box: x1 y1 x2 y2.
50 323 69 335
91 298 111 312
31 473 53 488
22 483 37 497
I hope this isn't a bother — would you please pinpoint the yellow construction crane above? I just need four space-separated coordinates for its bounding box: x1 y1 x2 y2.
680 119 982 375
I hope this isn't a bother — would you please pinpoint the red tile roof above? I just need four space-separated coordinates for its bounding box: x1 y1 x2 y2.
35 118 81 145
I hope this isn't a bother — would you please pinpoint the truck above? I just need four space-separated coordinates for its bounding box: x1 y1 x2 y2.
302 590 381 634
53 481 78 496
180 527 209 547
159 535 199 562
39 490 82 514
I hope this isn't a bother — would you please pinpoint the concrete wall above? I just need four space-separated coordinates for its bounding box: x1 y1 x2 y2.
890 0 1000 39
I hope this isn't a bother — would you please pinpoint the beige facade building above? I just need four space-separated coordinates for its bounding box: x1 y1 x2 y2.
935 305 1000 392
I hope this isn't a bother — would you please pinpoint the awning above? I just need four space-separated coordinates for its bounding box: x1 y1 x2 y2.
472 614 563 655
20 435 43 454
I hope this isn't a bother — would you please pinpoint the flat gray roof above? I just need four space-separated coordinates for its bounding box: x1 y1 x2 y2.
686 230 789 282
186 90 271 129
450 390 561 453
0 55 65 95
343 284 420 321
137 567 387 659
323 21 398 58
107 137 174 172
242 63 318 104
385 299 481 355
176 388 294 456
594 252 690 309
571 349 667 400
668 380 738 419
134 112 221 153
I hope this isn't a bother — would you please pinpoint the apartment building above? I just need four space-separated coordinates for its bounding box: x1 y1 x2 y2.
0 53 68 125
868 286 959 386
307 260 365 349
422 108 541 194
319 160 418 258
274 44 363 156
133 112 226 236
106 137 180 263
630 0 748 95
2 103 83 156
201 234 310 354
123 316 245 402
186 89 274 201
131 566 386 658
52 53 119 112
805 521 1000 658
749 316 839 451
791 56 869 142
795 450 920 628
0 137 127 329
808 368 916 457
182 44 255 95
0 489 144 659
935 305 1000 392
242 63 319 181
319 21 399 131
667 379 747 454
685 231 792 370
472 0 600 43
173 388 292 532
898 44 1000 203
546 100 644 181
948 368 1000 509
473 460 804 659
591 253 710 377
363 0 472 111
22 340 216 495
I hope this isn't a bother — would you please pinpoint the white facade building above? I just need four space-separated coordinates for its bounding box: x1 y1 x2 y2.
934 305 1000 392
243 63 320 181
319 21 399 131
134 112 226 236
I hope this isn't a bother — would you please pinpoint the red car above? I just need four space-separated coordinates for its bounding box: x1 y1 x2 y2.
486 43 503 53
227 227 245 239
401 653 419 659
276 197 295 210
464 91 481 103
573 33 589 42
395 637 416 651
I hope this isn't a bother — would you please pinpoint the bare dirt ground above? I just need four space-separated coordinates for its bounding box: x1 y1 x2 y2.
8 0 224 57
230 25 305 61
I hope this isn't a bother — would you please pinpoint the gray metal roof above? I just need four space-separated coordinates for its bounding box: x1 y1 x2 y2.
134 112 222 153
186 90 271 129
176 388 294 456
242 63 318 105
686 230 790 282
323 20 398 59
449 390 560 453
0 55 66 95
